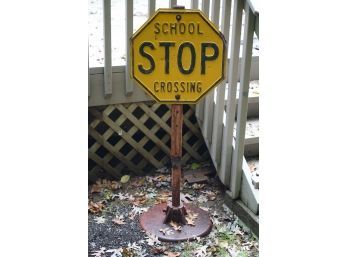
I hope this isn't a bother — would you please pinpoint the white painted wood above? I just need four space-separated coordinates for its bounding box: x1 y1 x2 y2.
202 0 210 16
202 0 219 145
247 0 259 14
230 5 255 199
195 0 210 125
88 71 152 106
240 155 259 214
125 0 134 95
254 14 259 38
220 0 243 185
211 0 231 168
148 0 155 17
191 0 198 9
221 0 232 43
169 0 177 7
211 0 220 25
103 0 112 95
88 40 90 97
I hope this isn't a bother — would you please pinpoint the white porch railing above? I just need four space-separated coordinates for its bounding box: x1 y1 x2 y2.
194 0 259 214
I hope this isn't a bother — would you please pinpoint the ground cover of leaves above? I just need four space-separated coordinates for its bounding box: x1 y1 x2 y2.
88 164 259 257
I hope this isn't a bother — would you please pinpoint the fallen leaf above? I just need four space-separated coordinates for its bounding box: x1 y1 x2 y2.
91 247 106 257
150 246 167 254
202 190 217 201
186 210 199 226
169 221 182 231
192 183 205 190
191 163 201 169
200 207 209 212
164 251 181 257
90 179 121 193
131 177 146 187
106 248 123 257
153 174 170 182
155 191 171 204
193 245 208 257
113 192 134 201
88 200 105 214
90 183 102 194
129 206 149 220
131 193 147 206
159 227 174 235
110 180 121 190
197 195 208 203
112 215 125 225
120 175 130 184
181 193 193 203
145 233 161 246
94 216 106 224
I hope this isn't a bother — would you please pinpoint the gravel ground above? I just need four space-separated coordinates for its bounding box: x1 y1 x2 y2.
88 165 259 257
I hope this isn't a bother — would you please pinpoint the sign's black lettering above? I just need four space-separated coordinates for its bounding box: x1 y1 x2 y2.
138 42 155 74
159 42 175 74
154 23 160 34
201 43 219 74
177 42 196 75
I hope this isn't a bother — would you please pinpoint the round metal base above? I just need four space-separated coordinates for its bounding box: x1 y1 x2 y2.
140 203 212 242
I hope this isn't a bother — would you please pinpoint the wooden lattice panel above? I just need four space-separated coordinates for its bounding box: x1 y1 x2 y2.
88 102 209 181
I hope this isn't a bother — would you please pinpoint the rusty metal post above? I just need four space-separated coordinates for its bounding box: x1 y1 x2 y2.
170 104 182 207
163 104 187 224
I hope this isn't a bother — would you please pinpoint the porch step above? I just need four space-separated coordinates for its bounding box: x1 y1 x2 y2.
234 118 259 157
224 80 259 118
246 156 259 190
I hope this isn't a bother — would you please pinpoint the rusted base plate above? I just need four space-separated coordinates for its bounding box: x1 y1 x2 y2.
140 203 212 242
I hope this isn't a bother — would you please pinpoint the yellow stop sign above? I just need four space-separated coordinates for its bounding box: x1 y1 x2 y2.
131 9 226 103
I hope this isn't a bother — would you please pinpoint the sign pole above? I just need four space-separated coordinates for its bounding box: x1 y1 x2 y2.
135 5 226 241
170 104 182 208
163 104 187 224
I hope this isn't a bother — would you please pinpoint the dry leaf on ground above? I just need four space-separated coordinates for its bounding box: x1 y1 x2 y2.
94 216 106 224
91 247 106 257
120 175 131 184
131 193 147 206
197 195 208 203
145 233 161 246
159 227 174 235
155 191 171 204
169 221 182 231
164 251 181 257
131 177 146 187
106 248 123 257
202 190 217 201
90 179 121 194
193 245 208 257
186 210 199 226
88 200 105 214
112 215 125 225
150 245 167 255
192 183 205 190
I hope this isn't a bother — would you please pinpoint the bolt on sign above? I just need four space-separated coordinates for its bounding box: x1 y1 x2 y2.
131 9 226 103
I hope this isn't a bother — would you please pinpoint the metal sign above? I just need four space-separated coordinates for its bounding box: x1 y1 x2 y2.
131 9 226 103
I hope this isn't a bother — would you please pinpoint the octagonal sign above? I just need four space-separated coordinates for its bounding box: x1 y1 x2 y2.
131 9 226 103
